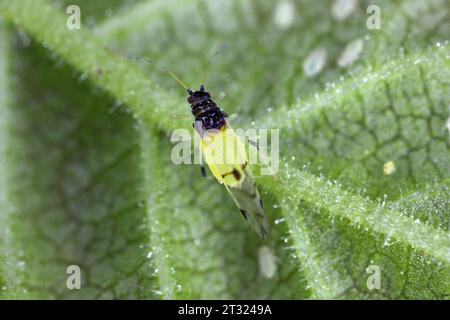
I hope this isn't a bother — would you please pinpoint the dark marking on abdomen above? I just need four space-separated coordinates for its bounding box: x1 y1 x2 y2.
222 168 241 181
232 169 241 181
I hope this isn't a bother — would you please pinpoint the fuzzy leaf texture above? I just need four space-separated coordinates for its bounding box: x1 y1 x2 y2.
0 0 449 299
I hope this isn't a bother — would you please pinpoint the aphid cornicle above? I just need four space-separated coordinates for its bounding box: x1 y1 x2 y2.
186 84 269 239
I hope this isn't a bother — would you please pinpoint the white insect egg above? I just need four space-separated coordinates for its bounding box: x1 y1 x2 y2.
274 0 295 29
303 48 327 77
337 38 364 68
331 0 358 21
258 246 277 279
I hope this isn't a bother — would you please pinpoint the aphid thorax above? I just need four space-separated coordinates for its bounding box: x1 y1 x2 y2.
187 85 226 132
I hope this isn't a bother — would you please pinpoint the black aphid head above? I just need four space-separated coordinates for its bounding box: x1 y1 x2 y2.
187 85 211 105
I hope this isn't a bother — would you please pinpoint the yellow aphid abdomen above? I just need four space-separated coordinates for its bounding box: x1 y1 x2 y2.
199 124 269 238
200 126 248 187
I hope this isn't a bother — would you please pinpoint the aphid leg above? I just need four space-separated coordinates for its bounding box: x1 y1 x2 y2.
200 165 207 178
246 137 281 182
215 91 226 103
223 112 238 126
247 138 260 151
227 113 238 122
193 120 205 138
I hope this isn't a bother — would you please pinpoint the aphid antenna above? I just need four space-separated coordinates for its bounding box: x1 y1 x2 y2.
201 43 229 87
118 50 191 92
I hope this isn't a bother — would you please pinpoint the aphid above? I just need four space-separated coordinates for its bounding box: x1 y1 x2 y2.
180 79 269 239
111 47 269 238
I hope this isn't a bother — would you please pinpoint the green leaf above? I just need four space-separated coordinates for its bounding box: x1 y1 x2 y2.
0 0 449 299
